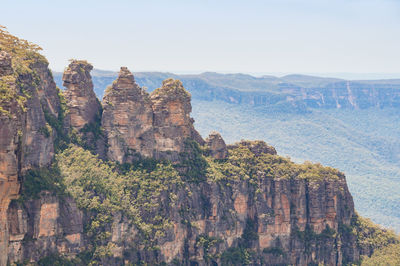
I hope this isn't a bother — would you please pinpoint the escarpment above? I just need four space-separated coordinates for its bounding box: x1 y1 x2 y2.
1 28 398 266
0 28 61 265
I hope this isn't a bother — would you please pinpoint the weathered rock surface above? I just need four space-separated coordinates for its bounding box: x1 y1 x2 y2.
150 78 202 160
102 67 155 162
7 193 84 263
102 71 204 163
0 54 61 265
206 131 228 159
63 60 101 131
62 60 104 155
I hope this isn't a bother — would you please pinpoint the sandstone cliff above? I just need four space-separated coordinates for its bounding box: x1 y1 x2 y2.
63 60 101 130
102 69 203 163
1 28 397 266
63 60 103 155
0 27 61 265
102 67 155 162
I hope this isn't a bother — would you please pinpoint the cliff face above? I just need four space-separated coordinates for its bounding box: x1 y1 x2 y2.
1 29 397 266
102 67 155 162
5 141 372 266
0 43 61 265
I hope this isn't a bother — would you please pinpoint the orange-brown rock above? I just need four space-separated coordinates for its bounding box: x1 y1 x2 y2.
102 67 155 163
0 53 60 265
206 131 228 159
63 60 101 130
150 78 203 160
7 193 84 263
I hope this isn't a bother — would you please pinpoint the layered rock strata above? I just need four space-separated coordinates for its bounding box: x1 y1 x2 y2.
62 60 104 155
102 69 204 162
63 60 101 131
0 51 61 265
102 67 155 162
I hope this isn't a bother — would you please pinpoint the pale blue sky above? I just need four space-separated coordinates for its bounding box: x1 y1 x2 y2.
2 0 400 77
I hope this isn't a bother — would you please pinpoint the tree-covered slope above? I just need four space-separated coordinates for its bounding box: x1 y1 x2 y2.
53 70 400 232
192 100 400 232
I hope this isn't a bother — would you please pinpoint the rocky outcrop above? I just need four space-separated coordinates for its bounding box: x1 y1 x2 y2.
0 52 61 265
206 131 228 159
150 78 202 160
102 71 204 163
102 67 155 163
63 60 101 131
62 60 104 155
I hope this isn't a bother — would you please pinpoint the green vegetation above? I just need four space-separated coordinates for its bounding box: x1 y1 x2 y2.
20 166 65 201
206 140 342 185
56 145 182 263
351 215 399 251
178 139 208 182
151 78 191 99
37 253 82 266
220 247 253 265
0 25 47 115
361 243 400 266
196 234 223 262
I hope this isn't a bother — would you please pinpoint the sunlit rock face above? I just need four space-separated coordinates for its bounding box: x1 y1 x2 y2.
0 52 60 265
63 60 101 131
62 60 104 155
102 67 155 163
150 78 201 161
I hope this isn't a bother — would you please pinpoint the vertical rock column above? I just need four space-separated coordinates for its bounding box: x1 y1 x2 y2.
0 51 61 266
0 52 21 266
102 67 155 163
150 78 202 161
63 60 103 153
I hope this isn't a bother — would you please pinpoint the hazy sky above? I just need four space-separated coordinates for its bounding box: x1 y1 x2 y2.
2 0 400 76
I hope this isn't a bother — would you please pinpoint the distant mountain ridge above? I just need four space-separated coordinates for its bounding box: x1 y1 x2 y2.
54 70 400 113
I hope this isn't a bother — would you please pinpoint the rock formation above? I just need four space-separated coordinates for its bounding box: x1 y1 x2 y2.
0 48 61 265
102 71 204 163
63 60 101 131
62 60 103 155
102 67 155 163
206 131 228 159
150 78 201 160
0 29 396 265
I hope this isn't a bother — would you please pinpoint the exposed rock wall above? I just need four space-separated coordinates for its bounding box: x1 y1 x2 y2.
102 67 154 162
63 60 101 131
0 51 61 265
7 193 84 263
102 69 204 163
150 78 199 160
62 60 104 155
